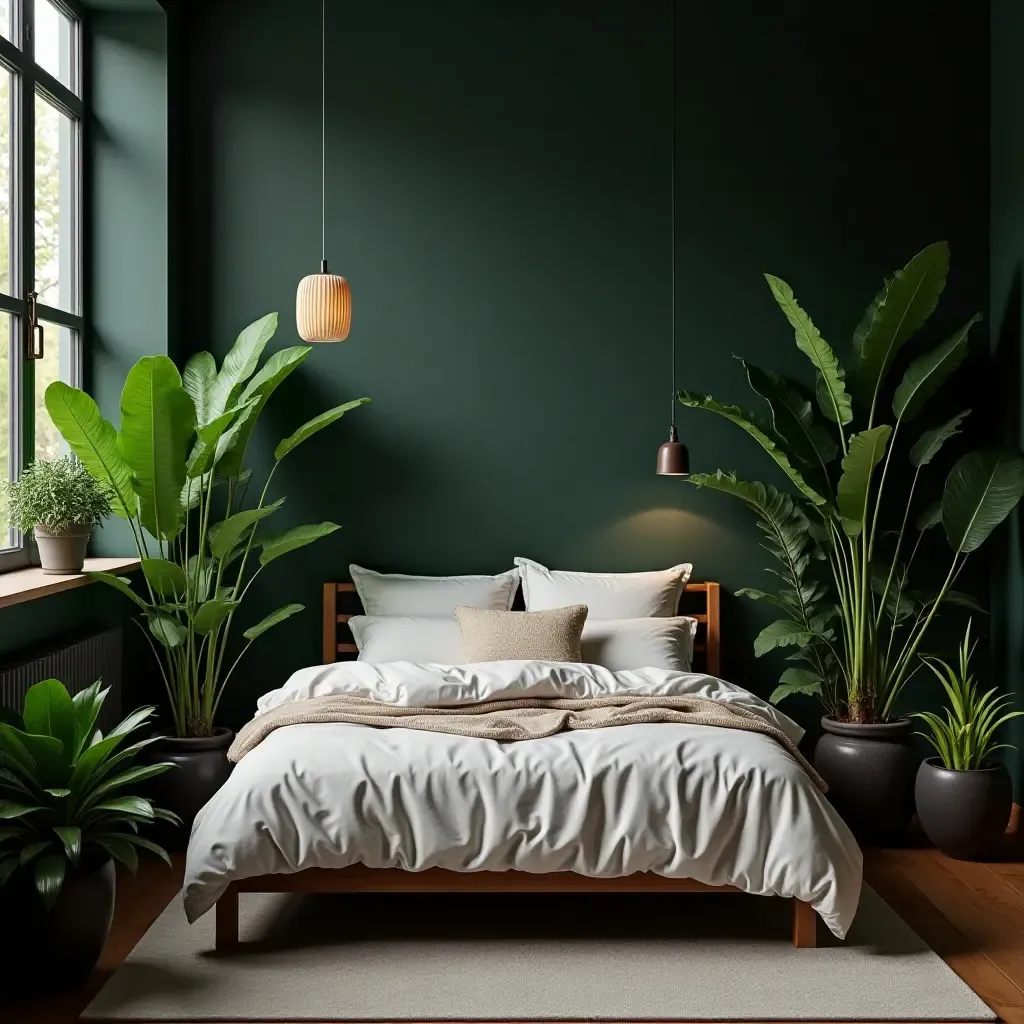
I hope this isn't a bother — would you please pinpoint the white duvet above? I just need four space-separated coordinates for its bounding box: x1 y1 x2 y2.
183 661 862 936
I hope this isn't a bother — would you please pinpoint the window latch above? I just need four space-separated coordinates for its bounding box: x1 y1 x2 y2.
26 291 44 361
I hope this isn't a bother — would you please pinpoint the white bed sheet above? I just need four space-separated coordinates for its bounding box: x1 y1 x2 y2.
183 662 862 937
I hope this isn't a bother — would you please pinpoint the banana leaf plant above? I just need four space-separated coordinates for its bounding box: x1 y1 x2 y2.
680 242 1024 723
0 679 177 907
44 313 369 738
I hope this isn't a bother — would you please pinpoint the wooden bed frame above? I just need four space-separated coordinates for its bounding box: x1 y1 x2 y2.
214 578 819 950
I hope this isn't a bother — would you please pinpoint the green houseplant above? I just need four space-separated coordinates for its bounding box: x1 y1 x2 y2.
43 312 368 825
0 679 177 985
678 242 1024 840
912 621 1023 859
2 455 112 574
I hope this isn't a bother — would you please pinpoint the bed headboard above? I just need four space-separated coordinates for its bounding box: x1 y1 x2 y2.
322 580 721 676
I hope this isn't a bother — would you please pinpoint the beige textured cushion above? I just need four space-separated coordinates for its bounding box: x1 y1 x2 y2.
454 604 588 663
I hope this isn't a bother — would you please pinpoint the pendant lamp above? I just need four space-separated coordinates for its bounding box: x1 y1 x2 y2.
656 0 688 476
296 0 352 343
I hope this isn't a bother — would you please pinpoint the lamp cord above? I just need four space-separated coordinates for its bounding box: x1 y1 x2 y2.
320 0 326 269
669 0 676 430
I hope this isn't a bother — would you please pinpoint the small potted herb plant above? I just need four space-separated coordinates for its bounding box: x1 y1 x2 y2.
0 679 178 988
913 621 1023 860
3 455 111 574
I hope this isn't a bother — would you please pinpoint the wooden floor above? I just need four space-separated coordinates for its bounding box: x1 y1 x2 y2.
5 835 1024 1024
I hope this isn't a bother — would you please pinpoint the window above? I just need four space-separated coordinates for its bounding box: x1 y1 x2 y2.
0 0 82 569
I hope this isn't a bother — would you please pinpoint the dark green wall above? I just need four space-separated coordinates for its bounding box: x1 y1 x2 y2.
178 0 989 730
991 0 1024 793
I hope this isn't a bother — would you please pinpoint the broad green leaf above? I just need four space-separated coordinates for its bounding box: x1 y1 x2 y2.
942 451 1024 554
34 854 66 909
106 705 157 741
141 558 187 600
185 400 256 479
243 603 304 641
216 343 310 478
916 499 942 531
207 312 279 422
275 398 370 461
91 795 154 820
853 241 950 411
677 391 826 505
910 410 970 469
43 788 70 798
740 361 836 486
95 837 138 873
0 799 45 819
118 834 172 867
209 498 284 560
88 572 148 611
754 620 815 657
118 356 196 540
44 382 135 518
181 351 218 426
193 599 240 635
259 522 341 566
52 825 81 863
769 668 823 705
764 274 852 426
836 425 891 536
893 314 980 422
2 728 65 789
71 680 108 761
23 679 76 754
148 614 186 648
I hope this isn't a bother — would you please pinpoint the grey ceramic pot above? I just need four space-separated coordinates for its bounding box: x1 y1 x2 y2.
149 728 234 842
814 717 920 845
915 758 1013 860
33 522 91 574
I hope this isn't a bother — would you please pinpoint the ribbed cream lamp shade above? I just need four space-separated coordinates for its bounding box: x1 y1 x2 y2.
296 271 352 342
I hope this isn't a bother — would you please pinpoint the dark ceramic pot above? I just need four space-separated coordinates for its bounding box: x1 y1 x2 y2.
915 758 1013 860
1 855 115 990
814 717 920 845
149 728 234 838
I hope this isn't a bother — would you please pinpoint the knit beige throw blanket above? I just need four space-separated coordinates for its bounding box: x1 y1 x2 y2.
230 694 826 792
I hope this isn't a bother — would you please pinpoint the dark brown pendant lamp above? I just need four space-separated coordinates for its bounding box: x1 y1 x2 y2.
656 0 689 477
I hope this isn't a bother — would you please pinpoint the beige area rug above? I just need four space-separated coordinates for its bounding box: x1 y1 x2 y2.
83 886 995 1021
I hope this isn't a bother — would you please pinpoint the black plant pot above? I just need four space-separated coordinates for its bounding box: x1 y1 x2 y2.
1 855 115 990
814 717 920 845
915 758 1013 860
149 728 234 841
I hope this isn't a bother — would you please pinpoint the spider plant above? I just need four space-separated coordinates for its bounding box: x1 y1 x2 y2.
912 621 1024 771
0 679 178 907
680 242 1024 722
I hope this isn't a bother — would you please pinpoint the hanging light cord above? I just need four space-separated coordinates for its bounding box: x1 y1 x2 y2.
669 0 677 430
320 0 327 273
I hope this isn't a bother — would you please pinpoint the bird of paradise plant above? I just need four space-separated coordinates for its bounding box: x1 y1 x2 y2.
681 242 1024 723
43 313 368 738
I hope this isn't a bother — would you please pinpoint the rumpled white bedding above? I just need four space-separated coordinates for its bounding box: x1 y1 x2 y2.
183 661 862 936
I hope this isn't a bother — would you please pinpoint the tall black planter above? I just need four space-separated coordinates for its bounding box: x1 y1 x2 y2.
915 758 1013 860
814 717 920 845
149 728 234 841
1 856 115 990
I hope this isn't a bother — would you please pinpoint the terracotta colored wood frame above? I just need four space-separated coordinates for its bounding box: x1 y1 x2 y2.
214 578 819 951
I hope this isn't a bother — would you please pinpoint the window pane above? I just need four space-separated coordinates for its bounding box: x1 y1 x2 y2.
35 93 76 312
35 0 74 90
0 314 14 549
0 66 11 296
0 0 12 43
34 319 70 463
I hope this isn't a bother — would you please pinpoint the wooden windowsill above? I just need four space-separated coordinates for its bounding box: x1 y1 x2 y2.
0 557 141 610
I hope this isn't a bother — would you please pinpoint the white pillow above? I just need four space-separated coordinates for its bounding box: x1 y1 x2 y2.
349 564 520 616
581 617 697 672
514 557 692 618
350 616 462 663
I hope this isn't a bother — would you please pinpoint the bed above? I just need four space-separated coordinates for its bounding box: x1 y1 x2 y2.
185 579 862 951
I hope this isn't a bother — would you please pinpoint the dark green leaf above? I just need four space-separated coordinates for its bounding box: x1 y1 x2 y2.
23 679 76 753
0 799 45 819
141 559 187 600
34 854 66 909
71 680 109 761
836 426 892 536
259 523 341 566
910 410 970 469
942 451 1024 554
193 599 241 636
893 314 980 422
148 614 186 649
274 398 370 461
754 620 815 657
52 825 81 863
243 603 304 641
207 313 279 422
209 498 284 560
87 572 148 611
769 668 823 705
95 837 138 873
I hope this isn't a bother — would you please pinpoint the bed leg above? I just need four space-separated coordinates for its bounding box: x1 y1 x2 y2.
792 899 817 948
216 885 239 952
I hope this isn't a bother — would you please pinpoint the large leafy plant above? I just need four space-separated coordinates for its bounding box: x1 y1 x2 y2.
44 312 368 737
0 679 177 907
912 621 1023 770
682 243 1024 722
